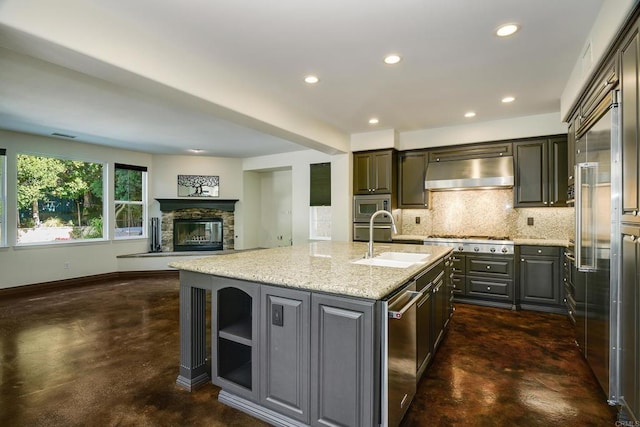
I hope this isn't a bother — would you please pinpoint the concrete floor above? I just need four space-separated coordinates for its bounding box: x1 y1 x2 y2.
0 275 617 426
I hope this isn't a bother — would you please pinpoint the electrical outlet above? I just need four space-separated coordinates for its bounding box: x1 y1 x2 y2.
527 217 534 226
415 217 420 224
64 262 70 269
272 304 284 327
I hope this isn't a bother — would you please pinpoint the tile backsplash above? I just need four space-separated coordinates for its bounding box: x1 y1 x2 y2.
398 189 574 240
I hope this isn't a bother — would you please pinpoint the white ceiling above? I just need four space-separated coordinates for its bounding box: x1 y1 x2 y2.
0 0 604 157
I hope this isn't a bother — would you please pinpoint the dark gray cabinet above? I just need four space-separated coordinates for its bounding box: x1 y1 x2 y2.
568 118 577 187
310 293 376 427
353 149 396 195
622 27 640 224
398 151 428 208
212 278 260 401
562 247 576 324
450 254 465 295
464 254 515 308
415 263 438 377
514 136 568 207
518 246 563 313
427 141 512 162
431 269 448 351
621 226 640 420
260 286 310 423
451 253 515 310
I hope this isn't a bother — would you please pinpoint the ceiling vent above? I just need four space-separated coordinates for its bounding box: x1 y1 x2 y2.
51 132 76 139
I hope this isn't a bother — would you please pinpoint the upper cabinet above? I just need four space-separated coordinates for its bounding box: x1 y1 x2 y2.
622 25 640 224
353 149 397 195
514 135 568 208
567 118 577 188
398 151 429 208
427 142 512 162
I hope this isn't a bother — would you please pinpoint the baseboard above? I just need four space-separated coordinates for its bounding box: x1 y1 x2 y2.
0 270 179 300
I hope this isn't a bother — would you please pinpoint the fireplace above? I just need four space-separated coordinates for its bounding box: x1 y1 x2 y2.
173 218 223 251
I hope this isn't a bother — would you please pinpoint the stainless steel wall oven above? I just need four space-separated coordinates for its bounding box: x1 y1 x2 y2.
353 194 394 242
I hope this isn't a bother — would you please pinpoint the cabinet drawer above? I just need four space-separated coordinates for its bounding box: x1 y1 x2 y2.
519 245 560 257
466 278 512 299
451 275 465 295
451 255 465 274
466 257 513 277
415 259 444 292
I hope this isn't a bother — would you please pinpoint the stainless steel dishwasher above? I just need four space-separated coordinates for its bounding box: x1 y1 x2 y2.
384 281 421 427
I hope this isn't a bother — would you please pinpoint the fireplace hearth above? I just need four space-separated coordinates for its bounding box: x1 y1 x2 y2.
173 218 223 251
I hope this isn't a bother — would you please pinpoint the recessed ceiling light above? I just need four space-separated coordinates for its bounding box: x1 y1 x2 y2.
383 54 402 65
496 23 519 37
502 96 516 103
464 112 476 118
304 75 319 84
189 149 204 153
369 118 379 124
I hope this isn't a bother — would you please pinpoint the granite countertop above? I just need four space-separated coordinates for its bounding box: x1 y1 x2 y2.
169 241 452 300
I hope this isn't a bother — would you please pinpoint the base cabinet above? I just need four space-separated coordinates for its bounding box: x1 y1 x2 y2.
453 253 515 309
621 227 640 420
518 246 563 313
311 294 376 427
260 286 311 424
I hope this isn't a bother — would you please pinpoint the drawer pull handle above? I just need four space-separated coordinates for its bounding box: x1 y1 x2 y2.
486 266 491 269
487 286 491 291
537 249 542 253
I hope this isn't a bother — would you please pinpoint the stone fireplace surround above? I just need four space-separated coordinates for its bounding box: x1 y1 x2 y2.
156 199 238 252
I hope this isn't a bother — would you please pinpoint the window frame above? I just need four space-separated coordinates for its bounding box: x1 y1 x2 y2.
309 162 331 241
113 163 148 240
15 152 107 246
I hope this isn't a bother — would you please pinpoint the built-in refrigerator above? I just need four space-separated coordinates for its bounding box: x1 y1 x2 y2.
575 90 621 405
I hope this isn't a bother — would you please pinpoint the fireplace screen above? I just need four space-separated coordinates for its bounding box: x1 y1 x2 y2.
173 218 223 251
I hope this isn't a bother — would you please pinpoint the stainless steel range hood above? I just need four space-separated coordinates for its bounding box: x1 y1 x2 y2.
424 156 514 191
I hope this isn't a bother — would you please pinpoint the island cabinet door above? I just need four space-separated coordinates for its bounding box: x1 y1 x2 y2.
310 294 376 427
259 286 311 424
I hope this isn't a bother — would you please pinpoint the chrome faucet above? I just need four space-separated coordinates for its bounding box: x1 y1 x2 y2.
367 210 398 258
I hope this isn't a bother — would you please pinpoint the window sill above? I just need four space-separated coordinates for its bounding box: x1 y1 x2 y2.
13 238 111 250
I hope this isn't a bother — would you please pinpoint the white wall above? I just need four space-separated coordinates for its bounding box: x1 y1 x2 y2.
399 113 567 150
242 150 350 245
149 154 243 217
237 171 261 249
258 169 292 248
351 129 398 152
0 129 152 288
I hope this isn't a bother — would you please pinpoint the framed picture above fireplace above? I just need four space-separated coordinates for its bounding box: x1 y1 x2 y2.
177 175 219 198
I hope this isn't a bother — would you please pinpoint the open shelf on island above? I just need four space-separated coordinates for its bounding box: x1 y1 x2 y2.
218 337 252 390
218 318 252 346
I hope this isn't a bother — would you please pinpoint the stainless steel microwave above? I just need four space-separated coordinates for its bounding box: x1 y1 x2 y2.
353 194 392 223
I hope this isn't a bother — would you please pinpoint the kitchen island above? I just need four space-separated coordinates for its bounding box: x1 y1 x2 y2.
170 241 452 427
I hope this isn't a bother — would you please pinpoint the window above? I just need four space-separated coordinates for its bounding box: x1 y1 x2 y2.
0 149 6 246
114 163 147 238
309 162 331 240
16 154 104 244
